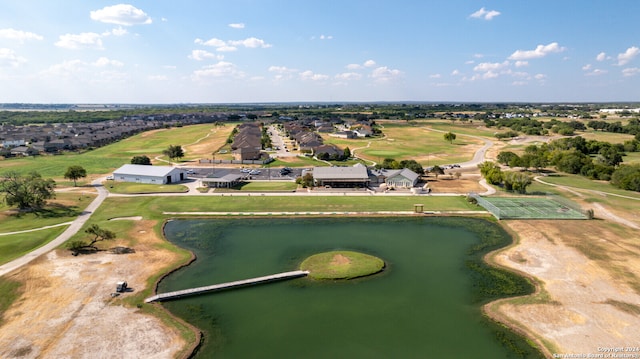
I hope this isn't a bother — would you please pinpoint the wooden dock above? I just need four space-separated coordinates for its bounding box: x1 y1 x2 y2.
145 270 309 303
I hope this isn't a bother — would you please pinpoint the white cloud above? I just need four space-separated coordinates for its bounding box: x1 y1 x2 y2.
596 52 607 62
508 42 566 60
41 59 86 77
370 66 402 82
617 46 639 66
93 57 124 67
585 69 608 76
346 63 362 70
429 74 442 79
473 61 510 72
364 59 376 67
148 75 168 81
470 71 499 81
582 64 592 71
192 61 244 80
299 70 328 81
470 7 501 21
189 49 223 61
534 74 547 80
268 66 296 73
228 37 272 49
335 72 362 81
319 35 333 40
451 69 461 76
515 61 529 68
0 48 27 67
90 4 152 26
229 23 245 29
0 28 43 42
108 27 128 37
622 67 640 77
195 38 226 47
55 32 104 50
196 37 271 52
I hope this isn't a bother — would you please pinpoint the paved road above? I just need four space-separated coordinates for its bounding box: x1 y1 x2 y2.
0 178 109 277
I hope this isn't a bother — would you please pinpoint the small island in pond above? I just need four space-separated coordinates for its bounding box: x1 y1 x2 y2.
300 251 385 280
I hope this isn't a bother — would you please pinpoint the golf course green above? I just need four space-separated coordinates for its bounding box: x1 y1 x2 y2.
300 250 385 279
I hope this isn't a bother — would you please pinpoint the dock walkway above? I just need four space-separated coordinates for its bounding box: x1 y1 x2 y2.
145 270 309 303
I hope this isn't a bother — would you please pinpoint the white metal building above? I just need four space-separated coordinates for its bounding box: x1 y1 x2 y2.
112 164 186 184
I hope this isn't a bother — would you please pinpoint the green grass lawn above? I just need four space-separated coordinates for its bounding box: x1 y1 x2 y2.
106 181 189 194
323 122 484 166
623 152 640 164
0 226 68 265
540 174 640 199
0 124 218 178
0 192 95 233
230 181 298 191
300 251 385 279
0 277 22 324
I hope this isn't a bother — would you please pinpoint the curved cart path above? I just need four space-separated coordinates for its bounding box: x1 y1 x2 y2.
0 178 109 277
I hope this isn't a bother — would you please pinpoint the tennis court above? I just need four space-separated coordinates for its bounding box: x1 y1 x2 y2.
471 194 588 220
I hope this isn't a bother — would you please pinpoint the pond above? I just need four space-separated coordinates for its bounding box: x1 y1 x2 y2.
160 217 542 358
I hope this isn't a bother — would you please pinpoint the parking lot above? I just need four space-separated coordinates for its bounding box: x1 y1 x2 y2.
182 166 306 181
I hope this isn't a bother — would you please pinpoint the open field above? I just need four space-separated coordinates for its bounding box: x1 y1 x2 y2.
106 182 189 194
0 227 67 266
227 181 298 191
0 123 222 178
577 130 636 144
486 219 640 356
90 195 478 217
323 121 484 166
0 191 96 234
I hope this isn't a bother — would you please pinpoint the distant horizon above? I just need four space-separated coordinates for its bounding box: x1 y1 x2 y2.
2 101 640 108
1 1 638 103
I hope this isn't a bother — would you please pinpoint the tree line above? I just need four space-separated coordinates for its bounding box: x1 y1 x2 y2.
492 134 640 192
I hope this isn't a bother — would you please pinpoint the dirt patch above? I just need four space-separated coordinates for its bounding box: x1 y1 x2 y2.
486 220 640 356
331 254 351 266
0 220 189 359
426 175 485 194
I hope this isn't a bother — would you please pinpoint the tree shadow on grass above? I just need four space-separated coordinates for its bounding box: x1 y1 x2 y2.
34 203 83 218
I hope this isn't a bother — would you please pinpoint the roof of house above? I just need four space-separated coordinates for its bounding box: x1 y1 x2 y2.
202 173 243 183
385 168 419 182
312 166 369 180
113 164 182 177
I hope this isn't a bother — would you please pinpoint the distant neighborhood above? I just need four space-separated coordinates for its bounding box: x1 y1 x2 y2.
0 113 225 157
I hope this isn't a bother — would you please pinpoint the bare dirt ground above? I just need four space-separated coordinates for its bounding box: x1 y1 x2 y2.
0 219 188 359
486 220 640 357
331 254 351 266
426 174 486 193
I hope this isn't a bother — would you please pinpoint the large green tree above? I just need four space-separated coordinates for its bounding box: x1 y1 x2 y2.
64 165 87 186
163 145 184 161
503 171 533 194
443 131 457 144
0 171 56 210
131 155 152 165
611 164 640 192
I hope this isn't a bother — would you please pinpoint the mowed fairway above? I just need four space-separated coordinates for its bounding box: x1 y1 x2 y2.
323 121 484 166
0 123 231 178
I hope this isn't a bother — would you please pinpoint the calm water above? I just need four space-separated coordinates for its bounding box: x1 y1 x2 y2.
160 217 541 358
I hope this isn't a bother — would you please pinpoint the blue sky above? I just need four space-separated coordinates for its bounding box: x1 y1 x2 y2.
0 1 638 103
